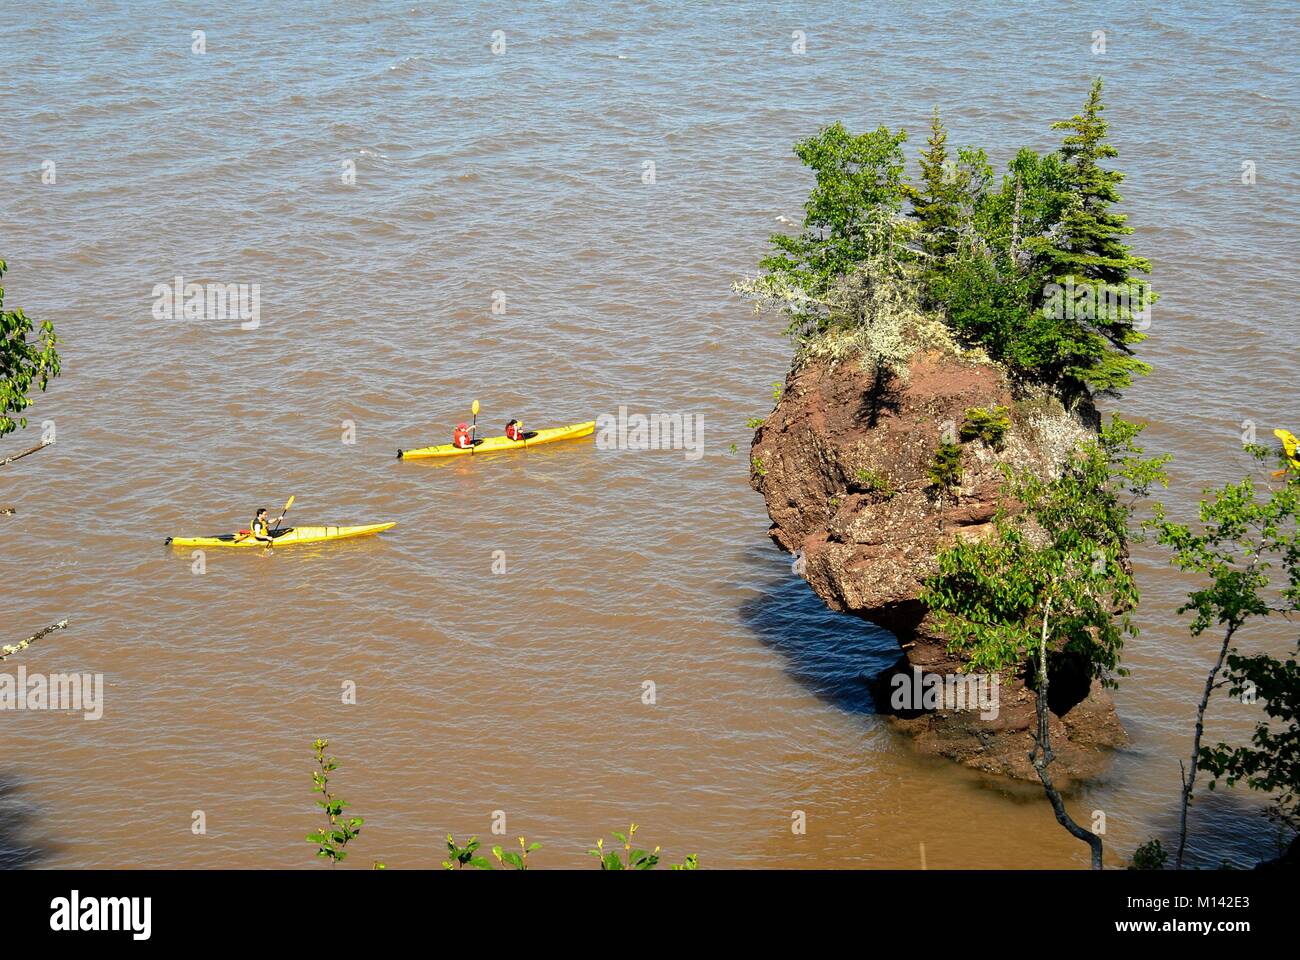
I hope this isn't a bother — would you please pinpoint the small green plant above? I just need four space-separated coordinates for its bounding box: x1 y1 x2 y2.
306 738 363 865
728 442 737 455
492 836 541 870
960 405 1011 448
772 381 784 404
442 834 493 870
590 825 658 870
746 417 765 429
588 823 697 871
853 467 896 498
1128 838 1168 870
301 739 698 871
751 455 767 477
927 440 964 493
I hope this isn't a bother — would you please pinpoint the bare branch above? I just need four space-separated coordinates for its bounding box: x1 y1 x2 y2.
0 439 54 469
0 619 68 661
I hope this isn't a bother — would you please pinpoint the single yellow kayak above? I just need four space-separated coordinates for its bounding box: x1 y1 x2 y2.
398 420 596 460
166 522 396 548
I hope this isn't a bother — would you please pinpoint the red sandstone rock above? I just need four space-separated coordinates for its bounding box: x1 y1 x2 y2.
750 350 1125 784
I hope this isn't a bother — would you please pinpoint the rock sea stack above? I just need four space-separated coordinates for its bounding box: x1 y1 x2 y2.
750 348 1128 783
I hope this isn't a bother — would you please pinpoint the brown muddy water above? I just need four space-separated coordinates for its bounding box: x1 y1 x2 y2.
1 2 1296 868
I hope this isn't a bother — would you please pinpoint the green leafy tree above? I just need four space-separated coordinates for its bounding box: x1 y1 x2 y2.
922 417 1168 868
758 123 910 337
949 146 995 245
590 824 659 870
302 739 698 870
1152 437 1300 866
977 148 1073 263
935 148 1098 388
1 259 61 439
853 467 896 499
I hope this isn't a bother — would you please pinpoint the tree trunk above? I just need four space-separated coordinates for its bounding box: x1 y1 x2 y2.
1030 603 1104 869
1175 621 1237 869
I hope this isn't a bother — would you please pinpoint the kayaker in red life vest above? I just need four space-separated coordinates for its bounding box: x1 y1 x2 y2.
452 422 477 449
505 419 524 442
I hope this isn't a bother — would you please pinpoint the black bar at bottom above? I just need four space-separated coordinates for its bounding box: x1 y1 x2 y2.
5 867 1280 945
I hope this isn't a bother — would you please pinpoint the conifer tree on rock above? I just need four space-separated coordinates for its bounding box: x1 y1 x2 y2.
905 108 961 266
1030 77 1155 393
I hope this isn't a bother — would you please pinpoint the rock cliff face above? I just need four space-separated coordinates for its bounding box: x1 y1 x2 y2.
750 349 1127 783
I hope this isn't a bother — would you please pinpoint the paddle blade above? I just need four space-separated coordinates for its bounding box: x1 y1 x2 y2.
283 495 295 514
472 400 480 416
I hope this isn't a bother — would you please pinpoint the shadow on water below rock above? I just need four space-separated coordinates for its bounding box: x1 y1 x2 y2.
0 772 55 869
738 549 899 717
737 544 1126 787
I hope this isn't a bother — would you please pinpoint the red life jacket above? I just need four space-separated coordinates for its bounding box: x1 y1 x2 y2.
453 426 472 448
505 421 522 441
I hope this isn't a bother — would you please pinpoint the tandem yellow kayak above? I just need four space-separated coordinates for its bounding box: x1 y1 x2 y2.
166 523 396 548
397 420 596 460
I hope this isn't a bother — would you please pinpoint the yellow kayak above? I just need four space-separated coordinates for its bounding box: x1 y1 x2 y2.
166 522 396 548
398 420 596 460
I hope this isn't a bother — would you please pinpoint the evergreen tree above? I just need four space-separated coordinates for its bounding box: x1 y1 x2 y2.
905 108 961 265
1030 77 1155 393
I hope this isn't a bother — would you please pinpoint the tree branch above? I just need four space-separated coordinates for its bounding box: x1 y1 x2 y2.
0 439 53 469
0 619 68 661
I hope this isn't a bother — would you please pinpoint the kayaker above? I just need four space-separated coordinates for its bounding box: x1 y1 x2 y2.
505 419 524 442
452 422 477 449
249 508 276 546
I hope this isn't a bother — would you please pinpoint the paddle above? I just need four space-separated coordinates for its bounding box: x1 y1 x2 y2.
470 399 479 455
272 495 295 534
